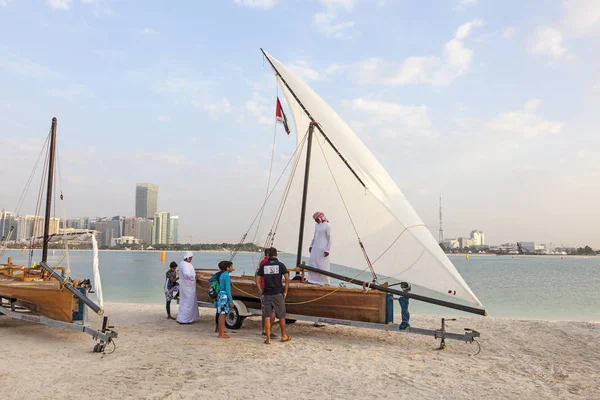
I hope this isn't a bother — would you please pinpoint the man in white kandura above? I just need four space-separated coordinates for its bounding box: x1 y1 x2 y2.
307 211 331 285
176 251 199 324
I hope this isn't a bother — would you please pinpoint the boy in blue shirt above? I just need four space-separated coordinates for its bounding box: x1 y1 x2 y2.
211 260 235 339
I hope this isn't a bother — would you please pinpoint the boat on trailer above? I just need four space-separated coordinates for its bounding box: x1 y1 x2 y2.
196 49 486 349
0 118 117 353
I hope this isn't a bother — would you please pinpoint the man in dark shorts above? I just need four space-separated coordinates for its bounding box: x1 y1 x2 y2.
255 247 291 344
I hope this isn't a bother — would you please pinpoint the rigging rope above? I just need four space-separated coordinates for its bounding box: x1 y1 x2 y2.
314 133 378 282
266 129 308 247
228 261 375 305
228 129 309 262
248 85 281 265
30 130 51 269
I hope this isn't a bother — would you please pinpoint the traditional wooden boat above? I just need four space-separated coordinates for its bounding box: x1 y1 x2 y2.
0 118 116 351
195 50 486 333
196 271 389 323
0 259 90 323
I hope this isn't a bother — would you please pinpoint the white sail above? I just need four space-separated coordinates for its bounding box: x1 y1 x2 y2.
259 51 483 308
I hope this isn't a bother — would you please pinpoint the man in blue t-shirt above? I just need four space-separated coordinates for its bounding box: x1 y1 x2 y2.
255 247 291 344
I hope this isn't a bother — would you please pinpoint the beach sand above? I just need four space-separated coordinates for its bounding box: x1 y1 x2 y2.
1 302 598 400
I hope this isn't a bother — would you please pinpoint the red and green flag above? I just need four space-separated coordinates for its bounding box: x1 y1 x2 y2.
275 97 290 135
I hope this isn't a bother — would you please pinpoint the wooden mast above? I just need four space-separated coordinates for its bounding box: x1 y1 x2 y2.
42 117 57 264
295 122 316 268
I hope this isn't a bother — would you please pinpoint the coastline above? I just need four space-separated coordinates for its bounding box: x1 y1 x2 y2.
1 302 598 399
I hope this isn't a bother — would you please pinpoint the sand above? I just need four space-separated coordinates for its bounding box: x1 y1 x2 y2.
1 302 598 400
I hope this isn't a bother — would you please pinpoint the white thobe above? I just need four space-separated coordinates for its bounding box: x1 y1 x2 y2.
176 260 199 323
307 222 331 285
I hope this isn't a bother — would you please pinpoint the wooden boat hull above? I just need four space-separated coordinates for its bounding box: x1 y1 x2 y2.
196 271 388 323
0 280 76 322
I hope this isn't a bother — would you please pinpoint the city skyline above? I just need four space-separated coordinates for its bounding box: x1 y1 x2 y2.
1 1 599 247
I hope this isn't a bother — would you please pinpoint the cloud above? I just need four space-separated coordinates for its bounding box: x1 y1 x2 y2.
234 0 278 9
349 19 484 86
157 115 171 123
80 0 115 16
314 0 358 39
0 0 12 7
245 92 272 125
529 26 574 60
49 84 94 101
201 97 232 119
47 0 70 9
502 27 518 38
142 28 157 35
486 99 563 139
455 0 477 10
343 98 439 139
0 49 62 79
563 0 600 37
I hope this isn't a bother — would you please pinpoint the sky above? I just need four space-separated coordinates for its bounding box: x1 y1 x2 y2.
0 0 599 247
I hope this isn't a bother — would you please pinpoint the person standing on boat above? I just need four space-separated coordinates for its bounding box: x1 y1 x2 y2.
164 261 179 320
307 211 331 285
176 251 199 324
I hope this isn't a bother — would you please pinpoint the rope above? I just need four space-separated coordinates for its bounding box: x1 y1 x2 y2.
229 129 309 262
371 224 426 265
314 133 377 281
267 129 308 245
229 263 373 305
253 85 280 243
30 131 51 269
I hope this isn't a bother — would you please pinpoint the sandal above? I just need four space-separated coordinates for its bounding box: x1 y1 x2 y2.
261 332 278 339
281 336 292 342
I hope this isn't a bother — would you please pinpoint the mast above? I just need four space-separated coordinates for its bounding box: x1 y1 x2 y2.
42 117 57 264
296 122 316 267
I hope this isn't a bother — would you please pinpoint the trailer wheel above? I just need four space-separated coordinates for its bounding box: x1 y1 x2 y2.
225 306 245 329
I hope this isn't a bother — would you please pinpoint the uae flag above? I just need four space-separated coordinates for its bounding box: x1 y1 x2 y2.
275 97 291 135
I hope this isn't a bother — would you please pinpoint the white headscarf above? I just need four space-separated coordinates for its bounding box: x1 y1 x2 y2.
183 251 193 260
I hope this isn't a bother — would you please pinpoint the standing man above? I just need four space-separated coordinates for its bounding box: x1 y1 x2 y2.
176 251 199 324
307 211 331 285
255 247 291 344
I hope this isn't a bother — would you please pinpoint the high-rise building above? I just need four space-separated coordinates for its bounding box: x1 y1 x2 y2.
63 218 87 230
49 217 60 235
458 237 474 248
0 210 17 241
95 217 122 246
470 230 485 246
152 212 170 245
135 183 159 219
169 216 179 244
123 217 153 245
138 218 153 245
32 216 44 238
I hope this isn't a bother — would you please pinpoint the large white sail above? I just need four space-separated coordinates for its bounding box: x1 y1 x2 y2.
260 50 483 308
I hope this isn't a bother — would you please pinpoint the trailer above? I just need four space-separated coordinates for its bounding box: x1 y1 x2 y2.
197 300 481 353
0 295 118 353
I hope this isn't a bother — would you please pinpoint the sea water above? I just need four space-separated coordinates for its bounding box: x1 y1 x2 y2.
2 250 599 321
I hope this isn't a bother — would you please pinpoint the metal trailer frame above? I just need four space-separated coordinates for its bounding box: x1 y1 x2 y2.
197 300 481 352
0 297 118 353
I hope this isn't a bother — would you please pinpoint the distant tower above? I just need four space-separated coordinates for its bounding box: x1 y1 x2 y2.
438 194 444 244
136 183 159 219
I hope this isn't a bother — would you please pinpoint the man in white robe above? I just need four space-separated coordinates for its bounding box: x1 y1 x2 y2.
307 211 331 285
176 251 199 324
